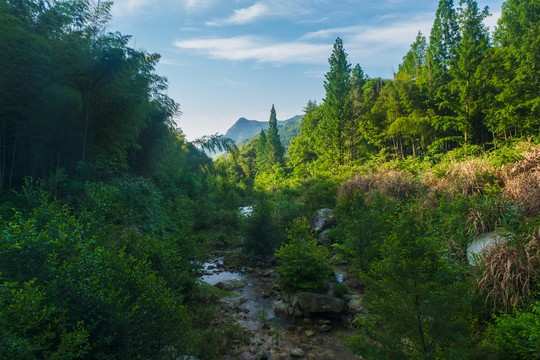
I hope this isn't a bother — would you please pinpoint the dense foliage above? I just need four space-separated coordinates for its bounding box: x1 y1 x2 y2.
1 0 539 359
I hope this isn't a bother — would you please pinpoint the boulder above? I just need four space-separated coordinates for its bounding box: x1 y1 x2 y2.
311 209 336 233
467 230 513 265
318 229 333 245
214 279 247 291
297 292 348 314
273 302 289 318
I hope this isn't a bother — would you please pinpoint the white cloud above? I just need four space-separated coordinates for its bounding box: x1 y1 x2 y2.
206 3 270 26
174 36 331 64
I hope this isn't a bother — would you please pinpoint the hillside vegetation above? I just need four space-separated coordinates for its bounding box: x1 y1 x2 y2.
1 0 539 359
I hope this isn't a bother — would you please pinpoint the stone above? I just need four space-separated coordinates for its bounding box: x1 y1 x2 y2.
214 279 247 291
290 348 305 358
297 292 348 314
318 229 333 245
343 294 361 302
303 318 313 325
320 324 331 332
305 330 315 337
273 302 289 318
310 209 337 233
319 319 331 325
467 230 513 265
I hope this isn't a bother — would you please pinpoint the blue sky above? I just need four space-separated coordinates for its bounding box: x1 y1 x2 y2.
110 0 503 140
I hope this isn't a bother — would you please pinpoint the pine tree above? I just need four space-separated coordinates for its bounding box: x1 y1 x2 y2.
256 128 268 173
265 104 284 167
442 0 490 143
490 0 540 138
321 37 353 167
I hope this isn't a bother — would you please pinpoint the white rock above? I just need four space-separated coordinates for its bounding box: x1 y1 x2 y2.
467 230 513 265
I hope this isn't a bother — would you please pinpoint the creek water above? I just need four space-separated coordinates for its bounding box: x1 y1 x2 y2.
200 258 361 360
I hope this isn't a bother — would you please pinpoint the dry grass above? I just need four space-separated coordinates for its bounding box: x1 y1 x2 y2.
338 170 422 203
477 231 540 313
498 146 540 217
425 158 495 199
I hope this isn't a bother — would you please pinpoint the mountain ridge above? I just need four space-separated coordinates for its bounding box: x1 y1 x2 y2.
224 115 302 145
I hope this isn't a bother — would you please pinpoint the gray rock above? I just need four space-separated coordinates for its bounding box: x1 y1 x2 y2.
310 209 336 233
290 348 305 358
343 294 361 302
214 279 247 291
320 324 331 332
318 228 333 245
467 230 513 265
297 292 348 314
273 302 289 318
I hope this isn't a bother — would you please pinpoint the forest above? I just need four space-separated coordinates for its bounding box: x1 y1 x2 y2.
0 0 538 359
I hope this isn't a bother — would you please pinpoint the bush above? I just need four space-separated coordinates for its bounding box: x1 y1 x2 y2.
333 283 349 298
241 197 282 255
333 192 398 272
486 301 540 360
348 210 472 359
275 219 333 292
0 185 194 358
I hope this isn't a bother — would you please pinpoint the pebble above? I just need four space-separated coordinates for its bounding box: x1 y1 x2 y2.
320 324 331 332
290 348 305 358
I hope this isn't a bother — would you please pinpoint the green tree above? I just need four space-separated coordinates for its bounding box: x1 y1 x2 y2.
440 0 491 144
350 212 471 359
397 31 427 82
265 105 285 167
490 0 540 138
256 128 268 173
320 37 353 168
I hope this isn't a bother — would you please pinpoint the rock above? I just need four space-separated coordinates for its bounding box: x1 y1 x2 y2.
310 209 336 233
318 228 333 245
343 294 361 302
263 269 274 277
238 297 248 305
297 292 348 314
320 324 331 332
290 348 305 358
467 230 513 265
207 265 216 270
273 302 289 318
214 279 247 291
319 319 331 325
349 298 364 313
305 330 315 337
303 318 313 325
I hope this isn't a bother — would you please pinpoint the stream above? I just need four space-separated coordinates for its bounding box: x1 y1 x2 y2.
201 257 361 359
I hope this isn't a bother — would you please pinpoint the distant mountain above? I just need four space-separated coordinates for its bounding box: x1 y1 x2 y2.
224 115 302 145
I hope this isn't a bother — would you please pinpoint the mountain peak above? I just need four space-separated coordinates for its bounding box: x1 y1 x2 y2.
224 115 302 145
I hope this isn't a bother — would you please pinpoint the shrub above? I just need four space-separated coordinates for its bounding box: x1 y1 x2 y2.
242 197 282 255
349 211 471 359
275 219 333 292
333 192 398 271
333 283 349 298
486 301 540 360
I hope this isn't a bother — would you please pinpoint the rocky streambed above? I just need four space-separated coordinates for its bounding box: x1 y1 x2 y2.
200 257 362 360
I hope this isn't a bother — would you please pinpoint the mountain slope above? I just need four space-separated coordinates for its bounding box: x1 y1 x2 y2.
225 115 302 145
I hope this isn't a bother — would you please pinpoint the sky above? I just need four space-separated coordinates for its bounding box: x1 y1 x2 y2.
109 0 503 140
